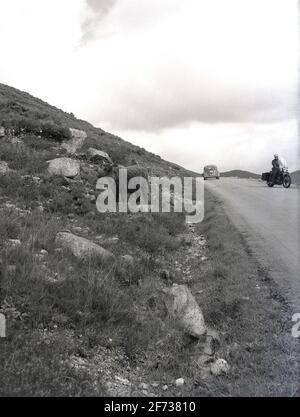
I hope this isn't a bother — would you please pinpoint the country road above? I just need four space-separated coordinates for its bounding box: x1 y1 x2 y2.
205 178 300 309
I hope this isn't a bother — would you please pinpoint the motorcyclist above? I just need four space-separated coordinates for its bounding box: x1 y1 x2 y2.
271 154 280 184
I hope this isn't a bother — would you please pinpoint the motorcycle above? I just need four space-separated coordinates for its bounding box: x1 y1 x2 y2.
261 167 292 188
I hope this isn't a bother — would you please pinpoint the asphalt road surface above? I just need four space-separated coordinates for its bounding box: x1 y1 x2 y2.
205 178 300 309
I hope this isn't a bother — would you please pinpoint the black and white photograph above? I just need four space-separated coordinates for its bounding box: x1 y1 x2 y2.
0 0 299 401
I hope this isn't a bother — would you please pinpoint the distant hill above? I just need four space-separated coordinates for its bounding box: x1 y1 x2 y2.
221 170 260 179
291 170 300 185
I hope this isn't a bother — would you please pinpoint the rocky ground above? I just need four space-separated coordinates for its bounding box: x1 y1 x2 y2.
1 102 299 396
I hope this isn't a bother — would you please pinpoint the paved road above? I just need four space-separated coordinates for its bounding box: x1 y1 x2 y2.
205 178 300 309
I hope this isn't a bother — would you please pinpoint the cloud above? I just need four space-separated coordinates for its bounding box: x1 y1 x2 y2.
80 0 118 43
76 0 298 132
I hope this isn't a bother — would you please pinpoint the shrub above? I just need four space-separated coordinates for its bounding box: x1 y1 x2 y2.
0 141 47 175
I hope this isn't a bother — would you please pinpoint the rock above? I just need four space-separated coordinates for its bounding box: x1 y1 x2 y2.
72 226 83 234
0 126 5 137
196 354 212 367
162 385 169 391
52 314 70 325
163 284 206 338
207 328 221 344
140 383 149 390
121 255 134 266
7 239 21 247
10 137 24 145
175 378 185 387
210 359 230 376
87 148 112 164
62 128 87 154
0 161 9 175
115 376 131 386
203 337 214 356
151 382 159 388
7 265 17 275
55 232 115 263
96 236 119 246
47 157 80 178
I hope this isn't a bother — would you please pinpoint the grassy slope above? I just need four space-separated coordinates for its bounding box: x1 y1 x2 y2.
0 83 197 177
0 83 198 396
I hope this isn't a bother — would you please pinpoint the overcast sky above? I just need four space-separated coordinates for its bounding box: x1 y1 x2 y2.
0 0 298 172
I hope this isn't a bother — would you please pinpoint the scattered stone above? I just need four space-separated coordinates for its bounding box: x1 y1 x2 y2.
87 148 112 164
40 249 48 256
55 232 115 263
62 128 87 154
210 359 230 376
52 314 70 325
115 376 131 386
139 383 149 390
10 137 24 145
47 157 80 178
68 213 75 220
203 337 214 356
0 126 5 137
7 265 17 274
175 378 185 387
121 255 134 266
151 382 159 388
162 385 169 391
0 161 9 175
72 227 83 234
7 239 21 247
196 354 212 367
206 328 221 344
163 284 206 338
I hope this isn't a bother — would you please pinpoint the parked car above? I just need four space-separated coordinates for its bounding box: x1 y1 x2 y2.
203 165 220 180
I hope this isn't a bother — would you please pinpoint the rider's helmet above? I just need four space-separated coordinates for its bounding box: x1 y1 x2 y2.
274 154 279 159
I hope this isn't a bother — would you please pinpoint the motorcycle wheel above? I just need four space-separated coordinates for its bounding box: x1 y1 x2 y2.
283 176 291 188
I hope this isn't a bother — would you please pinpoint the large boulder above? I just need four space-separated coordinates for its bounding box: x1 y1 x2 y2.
55 232 115 263
62 128 87 154
87 148 112 164
0 161 9 175
163 284 206 338
47 157 80 178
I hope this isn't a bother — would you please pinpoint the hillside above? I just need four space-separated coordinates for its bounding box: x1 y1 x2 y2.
0 83 208 396
221 170 260 179
1 84 298 397
291 170 300 185
0 83 197 178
